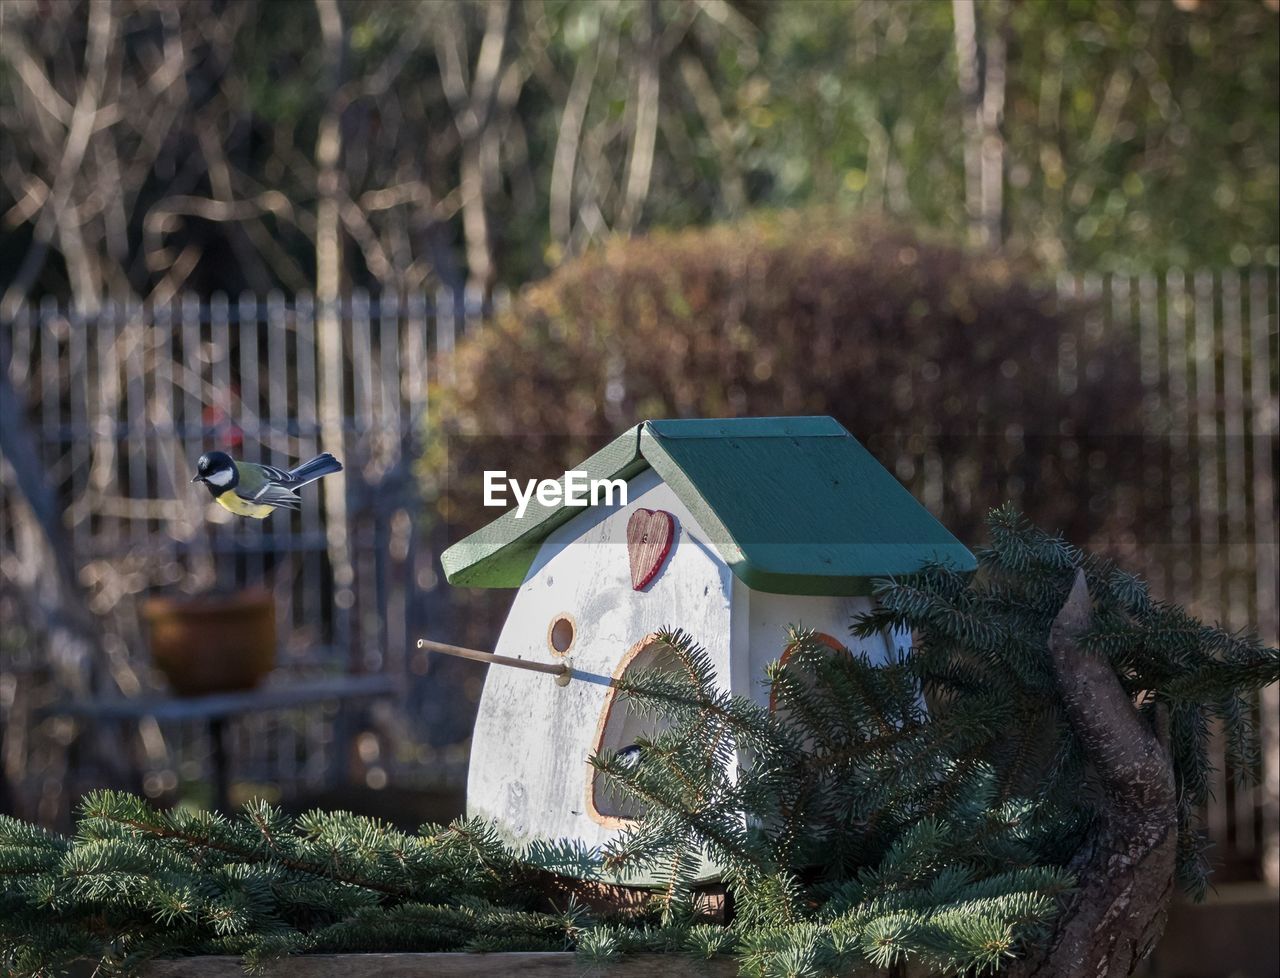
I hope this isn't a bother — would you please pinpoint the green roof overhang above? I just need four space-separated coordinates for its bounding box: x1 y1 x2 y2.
441 417 977 596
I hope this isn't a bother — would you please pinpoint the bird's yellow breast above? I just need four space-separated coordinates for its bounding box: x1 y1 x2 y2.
215 492 277 519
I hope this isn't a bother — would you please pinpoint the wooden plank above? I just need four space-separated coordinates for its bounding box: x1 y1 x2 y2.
404 292 428 433
403 291 430 691
436 284 455 385
293 292 327 781
1082 270 1104 387
238 292 264 591
237 291 269 788
95 297 122 568
265 290 297 784
210 293 234 588
151 298 178 513
1190 271 1228 850
38 296 58 448
0 301 22 564
379 291 401 440
1249 268 1278 646
378 292 403 677
1164 270 1192 603
351 288 373 441
1192 269 1220 615
124 297 148 547
181 294 213 588
1055 272 1080 397
1249 268 1279 887
350 289 377 671
143 953 742 978
1136 273 1167 600
1219 270 1248 631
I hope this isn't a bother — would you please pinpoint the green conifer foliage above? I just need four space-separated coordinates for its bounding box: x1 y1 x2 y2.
2 508 1275 977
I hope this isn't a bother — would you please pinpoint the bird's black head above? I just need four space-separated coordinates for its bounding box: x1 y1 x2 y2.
192 451 237 493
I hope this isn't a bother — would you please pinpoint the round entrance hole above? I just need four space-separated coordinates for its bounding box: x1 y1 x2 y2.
548 614 576 656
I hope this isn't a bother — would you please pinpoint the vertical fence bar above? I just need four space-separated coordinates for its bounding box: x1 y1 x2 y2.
1191 270 1229 852
294 293 327 783
1136 273 1167 599
151 298 176 518
238 293 264 589
1220 271 1248 631
264 290 295 786
379 292 404 682
351 289 376 672
264 291 291 628
124 298 148 551
435 285 455 384
1192 270 1220 616
1254 268 1274 896
37 297 59 484
1056 273 1080 397
181 294 213 589
95 298 121 580
1250 268 1279 887
1165 270 1192 602
210 293 233 589
237 292 267 786
67 301 89 559
403 290 429 714
1249 268 1278 646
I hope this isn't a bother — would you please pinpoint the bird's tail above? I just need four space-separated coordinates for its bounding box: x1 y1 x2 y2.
288 452 343 486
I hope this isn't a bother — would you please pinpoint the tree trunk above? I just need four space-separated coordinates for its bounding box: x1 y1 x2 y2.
313 0 355 645
436 0 511 297
951 0 1005 248
1007 571 1177 977
617 0 661 234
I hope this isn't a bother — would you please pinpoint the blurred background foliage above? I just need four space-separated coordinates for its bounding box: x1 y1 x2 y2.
1 0 1276 308
427 213 1146 548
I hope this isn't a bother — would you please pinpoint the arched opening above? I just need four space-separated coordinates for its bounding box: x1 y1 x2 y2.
769 632 848 715
587 633 684 826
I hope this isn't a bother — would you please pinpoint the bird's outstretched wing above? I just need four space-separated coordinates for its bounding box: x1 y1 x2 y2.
244 482 302 510
245 461 298 484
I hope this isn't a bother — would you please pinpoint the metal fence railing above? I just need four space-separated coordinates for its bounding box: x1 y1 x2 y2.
0 290 481 823
1055 268 1278 883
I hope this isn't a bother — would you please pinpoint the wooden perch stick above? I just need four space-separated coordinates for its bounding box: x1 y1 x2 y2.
416 639 572 685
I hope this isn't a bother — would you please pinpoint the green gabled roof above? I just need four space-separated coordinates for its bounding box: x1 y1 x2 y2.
441 417 976 596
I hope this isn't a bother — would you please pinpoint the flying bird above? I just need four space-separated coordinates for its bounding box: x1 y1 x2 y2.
192 451 342 519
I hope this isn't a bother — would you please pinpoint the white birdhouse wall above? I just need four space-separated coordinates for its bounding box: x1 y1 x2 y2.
465 465 910 867
466 468 734 855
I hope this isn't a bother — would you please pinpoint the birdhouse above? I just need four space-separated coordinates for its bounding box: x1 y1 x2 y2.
437 417 975 880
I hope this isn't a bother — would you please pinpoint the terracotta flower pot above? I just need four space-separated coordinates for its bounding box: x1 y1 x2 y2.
143 589 276 697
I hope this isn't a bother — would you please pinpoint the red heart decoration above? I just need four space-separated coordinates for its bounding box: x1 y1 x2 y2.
626 509 675 591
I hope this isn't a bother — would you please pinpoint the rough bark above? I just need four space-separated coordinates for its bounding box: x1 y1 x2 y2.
435 0 511 295
951 0 1006 248
1007 570 1177 978
313 0 355 639
617 0 661 234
